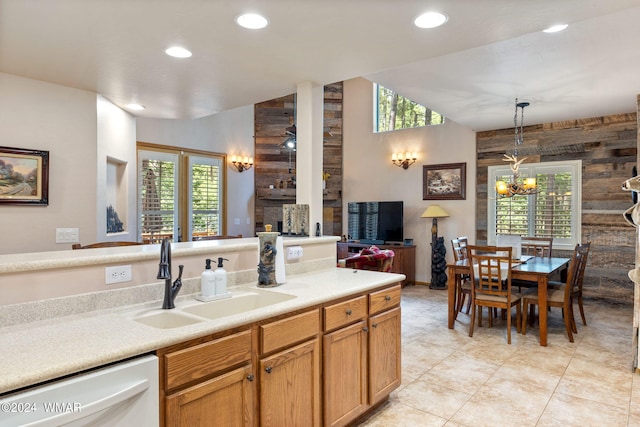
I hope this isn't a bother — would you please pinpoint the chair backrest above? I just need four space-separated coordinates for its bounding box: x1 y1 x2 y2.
72 241 146 249
451 236 469 261
193 234 243 241
467 245 513 299
521 237 553 258
565 242 591 298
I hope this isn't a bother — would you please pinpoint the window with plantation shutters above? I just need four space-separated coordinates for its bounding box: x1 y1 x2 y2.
137 145 225 243
189 155 223 239
488 160 581 250
138 150 178 244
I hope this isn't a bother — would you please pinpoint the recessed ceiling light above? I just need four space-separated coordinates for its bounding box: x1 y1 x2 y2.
543 24 568 33
125 103 145 111
165 46 192 58
235 13 269 29
414 12 448 29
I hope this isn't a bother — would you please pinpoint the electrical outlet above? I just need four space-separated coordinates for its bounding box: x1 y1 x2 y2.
105 265 132 285
56 228 80 243
287 246 303 260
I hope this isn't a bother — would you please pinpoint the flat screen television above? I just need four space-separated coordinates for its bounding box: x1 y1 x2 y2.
347 201 403 245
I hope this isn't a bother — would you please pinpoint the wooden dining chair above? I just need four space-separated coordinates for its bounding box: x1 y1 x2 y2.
514 236 554 293
72 241 146 249
521 236 553 258
521 242 590 342
451 237 471 317
467 245 521 344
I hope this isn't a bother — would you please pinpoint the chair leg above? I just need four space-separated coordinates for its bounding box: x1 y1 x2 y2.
455 288 463 320
464 292 472 314
507 306 512 344
522 300 528 335
516 303 521 334
577 295 587 326
562 307 574 343
469 304 476 337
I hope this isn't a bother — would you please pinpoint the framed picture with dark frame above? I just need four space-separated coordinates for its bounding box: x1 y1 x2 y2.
423 162 466 200
0 146 49 205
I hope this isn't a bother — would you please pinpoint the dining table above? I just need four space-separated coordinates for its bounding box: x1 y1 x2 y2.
447 256 570 346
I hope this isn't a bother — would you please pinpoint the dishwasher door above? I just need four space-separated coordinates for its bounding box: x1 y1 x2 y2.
0 354 159 427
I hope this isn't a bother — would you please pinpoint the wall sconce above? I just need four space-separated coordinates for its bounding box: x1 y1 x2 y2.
231 155 254 172
392 152 417 169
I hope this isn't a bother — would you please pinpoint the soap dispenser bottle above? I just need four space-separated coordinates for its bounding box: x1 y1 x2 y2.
201 258 215 298
215 257 229 296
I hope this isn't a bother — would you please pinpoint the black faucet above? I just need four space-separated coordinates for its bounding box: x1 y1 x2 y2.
157 238 183 309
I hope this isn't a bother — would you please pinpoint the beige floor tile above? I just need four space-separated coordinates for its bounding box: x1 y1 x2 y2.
357 286 638 426
450 376 551 427
402 339 454 382
394 377 473 419
556 357 633 409
417 352 501 394
539 392 629 426
358 401 447 427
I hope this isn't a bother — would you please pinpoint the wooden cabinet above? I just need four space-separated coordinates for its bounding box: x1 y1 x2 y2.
260 338 321 427
165 364 254 427
337 242 416 286
159 285 400 427
259 309 321 427
368 307 401 404
322 286 402 427
160 329 255 427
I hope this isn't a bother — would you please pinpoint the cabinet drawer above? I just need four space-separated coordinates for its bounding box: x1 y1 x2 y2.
165 329 252 391
369 285 401 315
324 295 367 332
261 309 320 354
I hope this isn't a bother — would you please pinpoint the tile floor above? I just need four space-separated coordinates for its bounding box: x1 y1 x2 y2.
358 285 639 427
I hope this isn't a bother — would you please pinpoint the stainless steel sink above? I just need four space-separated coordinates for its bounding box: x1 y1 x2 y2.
181 287 297 320
131 309 205 329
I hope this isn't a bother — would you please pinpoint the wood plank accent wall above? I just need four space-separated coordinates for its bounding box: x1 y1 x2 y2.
476 113 637 304
254 82 343 235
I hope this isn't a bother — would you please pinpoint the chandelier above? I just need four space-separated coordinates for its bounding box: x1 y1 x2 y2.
495 98 537 198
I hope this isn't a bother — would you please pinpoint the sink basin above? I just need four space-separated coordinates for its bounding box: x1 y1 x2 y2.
182 287 297 320
132 310 205 329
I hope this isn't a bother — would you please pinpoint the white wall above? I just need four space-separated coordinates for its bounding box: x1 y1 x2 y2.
343 77 477 284
136 104 255 238
0 73 97 254
96 95 137 242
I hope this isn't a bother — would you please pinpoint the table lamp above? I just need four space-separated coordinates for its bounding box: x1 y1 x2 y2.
421 205 450 289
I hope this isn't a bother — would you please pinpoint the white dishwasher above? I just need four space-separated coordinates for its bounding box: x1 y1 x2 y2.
0 354 158 427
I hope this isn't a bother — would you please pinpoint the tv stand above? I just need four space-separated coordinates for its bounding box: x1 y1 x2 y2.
337 242 415 287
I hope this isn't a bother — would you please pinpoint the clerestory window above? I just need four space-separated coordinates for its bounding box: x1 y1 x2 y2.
373 83 444 133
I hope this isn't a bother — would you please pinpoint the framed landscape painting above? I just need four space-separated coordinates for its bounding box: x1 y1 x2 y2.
423 162 466 200
0 146 49 205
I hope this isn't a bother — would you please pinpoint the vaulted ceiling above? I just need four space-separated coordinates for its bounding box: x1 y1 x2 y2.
2 0 640 131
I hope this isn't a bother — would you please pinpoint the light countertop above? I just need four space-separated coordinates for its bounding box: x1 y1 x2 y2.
0 267 404 394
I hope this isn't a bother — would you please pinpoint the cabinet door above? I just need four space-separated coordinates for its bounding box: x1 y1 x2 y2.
323 320 368 427
368 307 401 405
260 338 321 427
165 364 255 427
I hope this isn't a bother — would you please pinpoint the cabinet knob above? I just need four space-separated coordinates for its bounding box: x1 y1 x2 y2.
247 374 255 382
265 367 272 374
385 295 391 301
363 327 369 332
372 323 378 328
346 309 352 315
